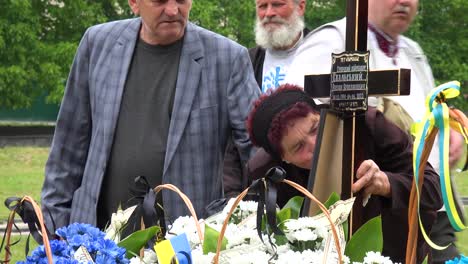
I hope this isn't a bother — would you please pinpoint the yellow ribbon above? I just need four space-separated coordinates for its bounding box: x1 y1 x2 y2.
412 81 467 250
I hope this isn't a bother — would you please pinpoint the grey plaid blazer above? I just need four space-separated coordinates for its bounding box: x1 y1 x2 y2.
41 18 260 230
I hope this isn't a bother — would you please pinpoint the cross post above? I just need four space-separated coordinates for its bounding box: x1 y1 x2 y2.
302 0 411 238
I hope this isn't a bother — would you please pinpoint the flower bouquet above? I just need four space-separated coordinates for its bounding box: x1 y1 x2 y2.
4 176 395 264
18 223 128 264
162 197 394 264
132 168 396 264
0 185 181 264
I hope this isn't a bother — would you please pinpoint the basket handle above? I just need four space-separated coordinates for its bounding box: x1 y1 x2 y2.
212 179 343 264
153 184 204 242
3 196 53 264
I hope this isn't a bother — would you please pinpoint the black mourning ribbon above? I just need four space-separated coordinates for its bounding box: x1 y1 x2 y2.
0 197 54 262
130 176 160 230
248 166 287 244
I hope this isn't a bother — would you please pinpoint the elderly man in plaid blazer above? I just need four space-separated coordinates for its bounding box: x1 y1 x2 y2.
41 0 260 232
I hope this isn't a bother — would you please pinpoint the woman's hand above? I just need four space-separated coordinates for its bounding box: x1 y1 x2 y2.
352 159 391 198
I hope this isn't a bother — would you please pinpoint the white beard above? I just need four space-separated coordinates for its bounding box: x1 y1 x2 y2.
255 9 305 50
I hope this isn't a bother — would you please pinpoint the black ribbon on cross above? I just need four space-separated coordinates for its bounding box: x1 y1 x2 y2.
248 166 287 244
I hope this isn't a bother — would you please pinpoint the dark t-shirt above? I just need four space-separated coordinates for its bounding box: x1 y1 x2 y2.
97 37 183 230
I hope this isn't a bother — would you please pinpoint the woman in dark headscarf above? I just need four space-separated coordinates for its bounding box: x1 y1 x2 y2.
245 84 442 263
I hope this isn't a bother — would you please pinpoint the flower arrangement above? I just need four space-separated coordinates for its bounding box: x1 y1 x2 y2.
18 223 128 264
154 197 398 264
7 185 397 264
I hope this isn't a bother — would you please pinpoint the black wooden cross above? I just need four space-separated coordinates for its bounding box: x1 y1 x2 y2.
302 0 411 237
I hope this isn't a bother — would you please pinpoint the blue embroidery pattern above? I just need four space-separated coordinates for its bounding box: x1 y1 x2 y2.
262 66 286 93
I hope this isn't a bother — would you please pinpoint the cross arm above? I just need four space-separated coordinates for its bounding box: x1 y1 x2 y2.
304 68 411 98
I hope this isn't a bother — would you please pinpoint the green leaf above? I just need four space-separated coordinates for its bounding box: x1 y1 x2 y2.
344 216 383 262
324 192 340 209
274 234 289 246
315 192 340 215
203 224 228 254
276 207 292 231
342 219 349 241
282 196 304 219
273 197 304 244
118 226 160 259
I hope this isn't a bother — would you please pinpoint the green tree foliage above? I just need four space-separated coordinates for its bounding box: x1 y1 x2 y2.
0 0 131 108
406 0 468 109
1 0 466 111
304 0 346 29
191 0 256 48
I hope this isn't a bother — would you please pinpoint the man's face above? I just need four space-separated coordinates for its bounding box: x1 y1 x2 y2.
255 0 306 49
129 0 192 45
368 0 418 38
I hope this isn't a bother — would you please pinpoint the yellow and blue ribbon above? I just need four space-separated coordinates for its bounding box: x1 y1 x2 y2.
412 81 467 250
154 233 192 264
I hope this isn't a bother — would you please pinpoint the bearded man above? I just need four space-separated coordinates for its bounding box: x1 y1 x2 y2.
222 0 309 200
249 0 308 92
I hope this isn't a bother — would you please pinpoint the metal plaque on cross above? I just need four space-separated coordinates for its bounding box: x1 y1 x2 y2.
330 51 370 112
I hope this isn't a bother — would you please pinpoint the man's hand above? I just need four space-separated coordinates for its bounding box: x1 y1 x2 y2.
352 159 391 198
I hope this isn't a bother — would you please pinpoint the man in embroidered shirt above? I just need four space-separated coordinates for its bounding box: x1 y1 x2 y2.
285 0 465 262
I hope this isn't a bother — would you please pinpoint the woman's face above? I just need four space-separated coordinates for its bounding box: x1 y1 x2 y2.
280 112 320 169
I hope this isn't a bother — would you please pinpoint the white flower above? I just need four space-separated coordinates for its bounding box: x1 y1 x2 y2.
233 250 271 264
129 257 143 264
166 216 204 245
156 201 396 264
128 249 158 264
284 219 303 231
362 251 394 264
275 249 323 264
191 245 214 264
105 205 137 243
284 217 321 231
238 200 258 212
287 228 318 242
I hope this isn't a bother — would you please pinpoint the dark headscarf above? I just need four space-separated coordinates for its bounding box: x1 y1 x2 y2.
250 88 318 158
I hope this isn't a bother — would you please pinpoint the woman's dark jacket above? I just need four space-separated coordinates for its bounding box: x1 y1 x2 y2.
246 107 442 264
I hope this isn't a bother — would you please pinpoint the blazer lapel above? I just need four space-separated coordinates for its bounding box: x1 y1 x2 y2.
164 23 204 175
103 18 141 163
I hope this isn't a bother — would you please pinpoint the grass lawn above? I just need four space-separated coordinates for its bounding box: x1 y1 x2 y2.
3 235 38 263
0 146 467 262
0 147 49 220
454 169 468 254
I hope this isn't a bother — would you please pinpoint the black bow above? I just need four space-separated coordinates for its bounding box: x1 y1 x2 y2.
0 197 54 262
131 176 161 230
248 166 287 244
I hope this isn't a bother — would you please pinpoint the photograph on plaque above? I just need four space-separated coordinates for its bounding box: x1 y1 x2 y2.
330 51 370 112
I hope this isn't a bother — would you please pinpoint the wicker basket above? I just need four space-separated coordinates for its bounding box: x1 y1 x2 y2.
212 179 344 264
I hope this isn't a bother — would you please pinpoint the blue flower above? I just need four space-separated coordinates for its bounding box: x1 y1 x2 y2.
95 238 129 264
17 240 72 264
56 223 105 242
446 255 468 264
20 223 129 263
